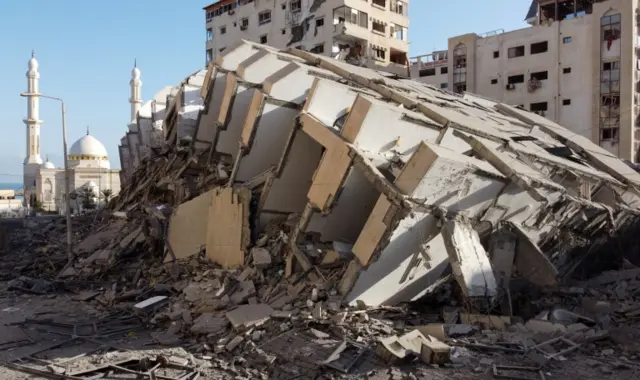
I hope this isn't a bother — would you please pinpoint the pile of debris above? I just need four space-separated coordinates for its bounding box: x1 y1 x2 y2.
4 40 640 378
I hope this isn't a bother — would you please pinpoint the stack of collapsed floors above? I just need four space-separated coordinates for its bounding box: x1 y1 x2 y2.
117 40 640 307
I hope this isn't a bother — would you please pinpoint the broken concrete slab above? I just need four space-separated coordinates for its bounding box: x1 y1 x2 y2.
225 304 274 331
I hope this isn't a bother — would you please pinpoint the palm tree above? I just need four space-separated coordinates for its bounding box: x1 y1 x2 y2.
101 189 113 204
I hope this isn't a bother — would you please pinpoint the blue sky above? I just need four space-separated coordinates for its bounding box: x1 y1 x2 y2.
0 0 530 183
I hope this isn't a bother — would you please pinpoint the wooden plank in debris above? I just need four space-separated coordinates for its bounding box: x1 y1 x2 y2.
205 187 251 268
165 189 215 262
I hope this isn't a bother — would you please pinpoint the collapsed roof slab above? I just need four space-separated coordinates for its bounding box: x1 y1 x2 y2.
495 103 640 188
341 142 506 306
214 50 300 162
176 83 204 145
190 41 298 156
231 62 341 185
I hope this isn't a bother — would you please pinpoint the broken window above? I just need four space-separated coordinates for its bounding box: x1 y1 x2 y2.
530 71 548 81
452 43 467 94
260 34 267 44
419 68 436 77
258 10 271 25
563 36 572 44
600 127 619 141
206 49 213 64
372 47 386 60
440 83 448 89
508 45 525 58
507 74 524 84
220 26 226 34
314 17 324 36
333 6 368 29
493 51 499 58
310 43 324 54
372 20 385 34
441 67 448 74
563 67 571 74
601 60 620 94
290 24 304 43
530 41 548 54
290 0 301 13
563 99 571 106
206 28 213 41
390 0 406 16
491 78 498 84
240 17 249 30
372 0 386 8
530 102 548 113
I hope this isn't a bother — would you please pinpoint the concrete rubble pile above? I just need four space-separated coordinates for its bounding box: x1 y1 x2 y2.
4 40 640 378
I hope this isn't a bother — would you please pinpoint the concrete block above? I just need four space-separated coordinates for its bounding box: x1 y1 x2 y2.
225 304 274 331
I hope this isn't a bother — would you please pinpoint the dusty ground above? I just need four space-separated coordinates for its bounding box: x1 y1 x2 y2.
0 285 637 380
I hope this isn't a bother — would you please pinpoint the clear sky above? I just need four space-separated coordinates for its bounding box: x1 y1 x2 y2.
0 0 530 183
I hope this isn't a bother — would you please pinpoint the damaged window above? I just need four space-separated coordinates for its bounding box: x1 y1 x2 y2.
507 74 524 84
290 24 304 43
206 49 213 64
258 10 271 25
240 17 249 30
452 43 467 94
530 41 548 54
508 45 525 58
530 102 548 115
372 0 386 8
372 47 386 60
206 28 213 41
290 0 301 13
530 71 548 81
260 34 267 44
440 83 448 89
440 67 448 74
310 43 324 54
419 68 436 77
333 6 368 29
220 26 226 35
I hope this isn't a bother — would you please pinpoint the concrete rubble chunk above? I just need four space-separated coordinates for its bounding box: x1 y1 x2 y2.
251 247 272 269
225 304 274 331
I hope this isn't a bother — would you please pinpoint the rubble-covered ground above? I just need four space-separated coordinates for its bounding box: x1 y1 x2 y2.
0 214 639 380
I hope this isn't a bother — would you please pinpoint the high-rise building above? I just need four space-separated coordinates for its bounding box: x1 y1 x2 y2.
410 0 639 162
203 0 410 75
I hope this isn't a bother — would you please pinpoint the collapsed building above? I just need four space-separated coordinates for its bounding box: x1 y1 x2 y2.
117 40 640 308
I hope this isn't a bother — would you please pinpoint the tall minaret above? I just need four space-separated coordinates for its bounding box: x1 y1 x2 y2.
129 59 142 122
23 50 43 205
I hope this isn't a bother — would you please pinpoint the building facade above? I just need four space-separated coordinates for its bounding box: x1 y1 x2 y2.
410 0 640 162
203 0 410 75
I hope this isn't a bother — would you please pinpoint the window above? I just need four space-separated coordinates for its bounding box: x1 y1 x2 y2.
530 71 548 81
493 51 499 58
281 3 286 10
240 17 249 29
281 28 286 34
530 41 548 54
220 26 227 34
206 49 213 63
563 67 571 74
491 78 498 84
373 47 386 60
291 24 303 42
316 18 324 27
508 74 525 84
440 67 448 74
258 10 271 25
290 0 301 12
508 46 525 58
419 68 436 77
600 128 619 141
310 43 324 54
391 0 406 15
530 102 548 112
601 60 620 94
333 6 368 29
563 36 572 44
260 34 268 44
562 99 571 105
373 0 386 8
372 20 385 34
206 28 213 41
440 83 448 89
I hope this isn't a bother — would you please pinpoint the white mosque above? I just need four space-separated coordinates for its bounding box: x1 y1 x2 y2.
23 52 122 213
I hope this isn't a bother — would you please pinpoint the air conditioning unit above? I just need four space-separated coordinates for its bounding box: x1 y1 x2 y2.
505 83 515 90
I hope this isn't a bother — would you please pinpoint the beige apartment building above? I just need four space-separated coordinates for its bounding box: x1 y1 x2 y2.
203 0 410 75
410 0 640 162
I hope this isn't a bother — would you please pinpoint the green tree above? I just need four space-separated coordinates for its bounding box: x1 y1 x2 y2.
81 187 96 210
101 189 113 204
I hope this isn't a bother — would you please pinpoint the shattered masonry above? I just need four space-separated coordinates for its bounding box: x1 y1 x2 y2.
117 40 640 307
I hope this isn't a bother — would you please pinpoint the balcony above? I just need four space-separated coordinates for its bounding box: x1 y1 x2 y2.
333 22 370 43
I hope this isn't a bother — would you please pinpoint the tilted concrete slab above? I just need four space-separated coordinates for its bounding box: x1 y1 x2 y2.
137 101 153 161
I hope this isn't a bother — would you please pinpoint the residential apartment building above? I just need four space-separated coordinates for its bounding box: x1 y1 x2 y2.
410 0 640 162
203 0 410 75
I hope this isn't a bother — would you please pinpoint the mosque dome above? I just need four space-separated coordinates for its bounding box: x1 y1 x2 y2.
42 159 55 169
68 133 108 160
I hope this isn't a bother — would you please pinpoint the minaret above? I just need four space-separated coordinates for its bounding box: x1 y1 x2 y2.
23 50 43 205
129 59 142 122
